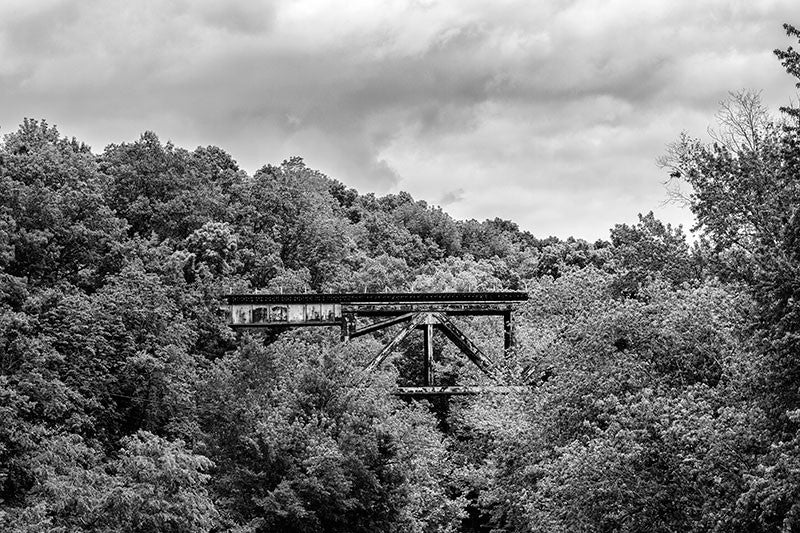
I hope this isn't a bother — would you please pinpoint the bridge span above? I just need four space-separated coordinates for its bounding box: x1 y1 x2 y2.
223 292 531 395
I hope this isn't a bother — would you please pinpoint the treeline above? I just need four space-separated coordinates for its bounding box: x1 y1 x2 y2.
1 23 799 533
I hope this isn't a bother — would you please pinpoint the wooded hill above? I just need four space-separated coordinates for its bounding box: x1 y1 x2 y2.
1 23 800 533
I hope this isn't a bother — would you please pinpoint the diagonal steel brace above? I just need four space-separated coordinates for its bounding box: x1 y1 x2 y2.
350 313 415 338
431 312 498 379
357 312 428 381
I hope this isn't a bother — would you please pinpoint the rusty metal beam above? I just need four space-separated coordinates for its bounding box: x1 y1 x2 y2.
503 311 514 353
341 316 349 342
423 322 434 386
350 313 415 338
395 386 531 395
226 292 528 304
230 320 340 329
342 303 515 315
521 364 552 385
431 312 498 379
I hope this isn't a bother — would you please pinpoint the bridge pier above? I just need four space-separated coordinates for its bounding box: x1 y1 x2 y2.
423 319 434 386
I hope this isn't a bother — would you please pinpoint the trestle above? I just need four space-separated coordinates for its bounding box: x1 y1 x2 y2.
223 292 529 394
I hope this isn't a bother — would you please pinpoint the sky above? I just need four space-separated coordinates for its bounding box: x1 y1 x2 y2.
1 0 798 240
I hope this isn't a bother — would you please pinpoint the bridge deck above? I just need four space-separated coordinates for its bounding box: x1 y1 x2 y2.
225 292 528 305
224 292 528 326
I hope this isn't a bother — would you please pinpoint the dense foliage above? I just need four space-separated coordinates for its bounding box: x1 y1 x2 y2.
1 23 799 533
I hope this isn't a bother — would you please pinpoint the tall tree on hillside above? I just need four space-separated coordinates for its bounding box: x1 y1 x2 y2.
650 23 800 532
236 158 354 288
0 119 127 292
661 27 800 417
609 212 696 297
100 132 242 240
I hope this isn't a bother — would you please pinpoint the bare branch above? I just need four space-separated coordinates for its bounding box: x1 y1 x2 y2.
707 90 771 152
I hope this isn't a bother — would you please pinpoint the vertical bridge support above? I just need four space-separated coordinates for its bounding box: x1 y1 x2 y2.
503 311 514 354
423 318 434 387
223 292 529 395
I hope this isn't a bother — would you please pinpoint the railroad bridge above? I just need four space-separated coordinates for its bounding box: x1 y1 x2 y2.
223 292 529 395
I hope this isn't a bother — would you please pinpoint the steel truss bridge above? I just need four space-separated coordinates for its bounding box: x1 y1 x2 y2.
223 292 531 395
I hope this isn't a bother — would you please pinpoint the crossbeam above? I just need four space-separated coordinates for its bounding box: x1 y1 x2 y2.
350 313 415 338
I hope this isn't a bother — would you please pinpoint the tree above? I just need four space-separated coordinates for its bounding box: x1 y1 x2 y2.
609 212 696 297
459 269 760 532
234 158 355 289
0 432 219 532
660 51 800 417
0 119 127 291
660 91 787 263
774 24 800 120
101 132 239 240
184 221 241 277
198 334 464 532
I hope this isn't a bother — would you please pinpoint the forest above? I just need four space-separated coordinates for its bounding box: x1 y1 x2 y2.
1 23 799 533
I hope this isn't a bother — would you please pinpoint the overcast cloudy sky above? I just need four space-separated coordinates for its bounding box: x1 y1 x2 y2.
1 0 798 239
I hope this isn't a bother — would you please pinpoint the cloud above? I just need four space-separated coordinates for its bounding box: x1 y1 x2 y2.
439 188 465 206
1 0 798 238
